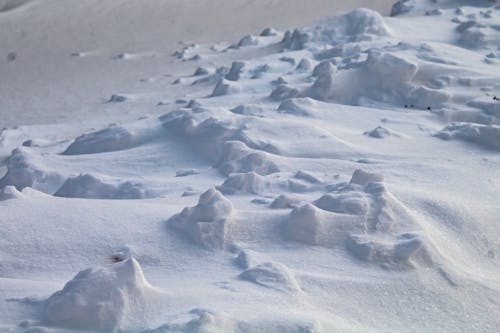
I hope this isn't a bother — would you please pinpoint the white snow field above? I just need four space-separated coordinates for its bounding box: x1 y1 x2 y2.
1 0 500 332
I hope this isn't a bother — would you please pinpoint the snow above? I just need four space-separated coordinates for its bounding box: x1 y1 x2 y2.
1 0 500 332
43 258 162 332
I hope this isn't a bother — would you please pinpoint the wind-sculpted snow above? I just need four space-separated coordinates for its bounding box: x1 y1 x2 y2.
63 123 162 155
306 49 450 108
217 171 270 195
161 109 280 175
167 188 233 249
2 1 500 331
0 148 64 193
435 122 500 150
282 8 391 50
239 262 300 293
43 258 160 333
55 174 154 199
0 185 23 201
285 170 433 268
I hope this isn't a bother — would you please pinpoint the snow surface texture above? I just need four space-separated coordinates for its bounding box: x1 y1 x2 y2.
1 0 499 332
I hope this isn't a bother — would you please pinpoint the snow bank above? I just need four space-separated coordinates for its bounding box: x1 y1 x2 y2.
168 188 233 249
43 258 157 332
55 174 154 199
435 123 500 151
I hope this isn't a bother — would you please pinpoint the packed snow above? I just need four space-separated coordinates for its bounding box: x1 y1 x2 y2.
1 0 499 332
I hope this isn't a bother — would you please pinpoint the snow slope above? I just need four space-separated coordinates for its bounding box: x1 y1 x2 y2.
1 0 500 332
0 0 393 127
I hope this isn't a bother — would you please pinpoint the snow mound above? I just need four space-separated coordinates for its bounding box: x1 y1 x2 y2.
217 171 269 195
162 111 279 175
312 60 336 77
234 249 268 269
310 170 433 267
435 122 500 151
295 58 313 72
0 185 23 201
346 232 430 268
467 99 500 119
456 18 500 50
310 8 391 44
278 98 317 117
295 170 322 184
43 258 156 332
176 169 199 177
349 169 384 185
250 64 271 79
193 66 209 76
63 124 155 155
167 188 233 249
216 141 280 176
236 34 259 48
260 27 278 37
230 104 266 117
364 126 394 138
286 203 366 247
239 262 300 293
0 148 64 193
147 309 236 333
270 194 302 209
54 174 153 199
270 84 300 101
281 29 310 50
211 79 241 97
391 0 416 16
306 49 450 108
225 61 246 81
108 94 127 103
